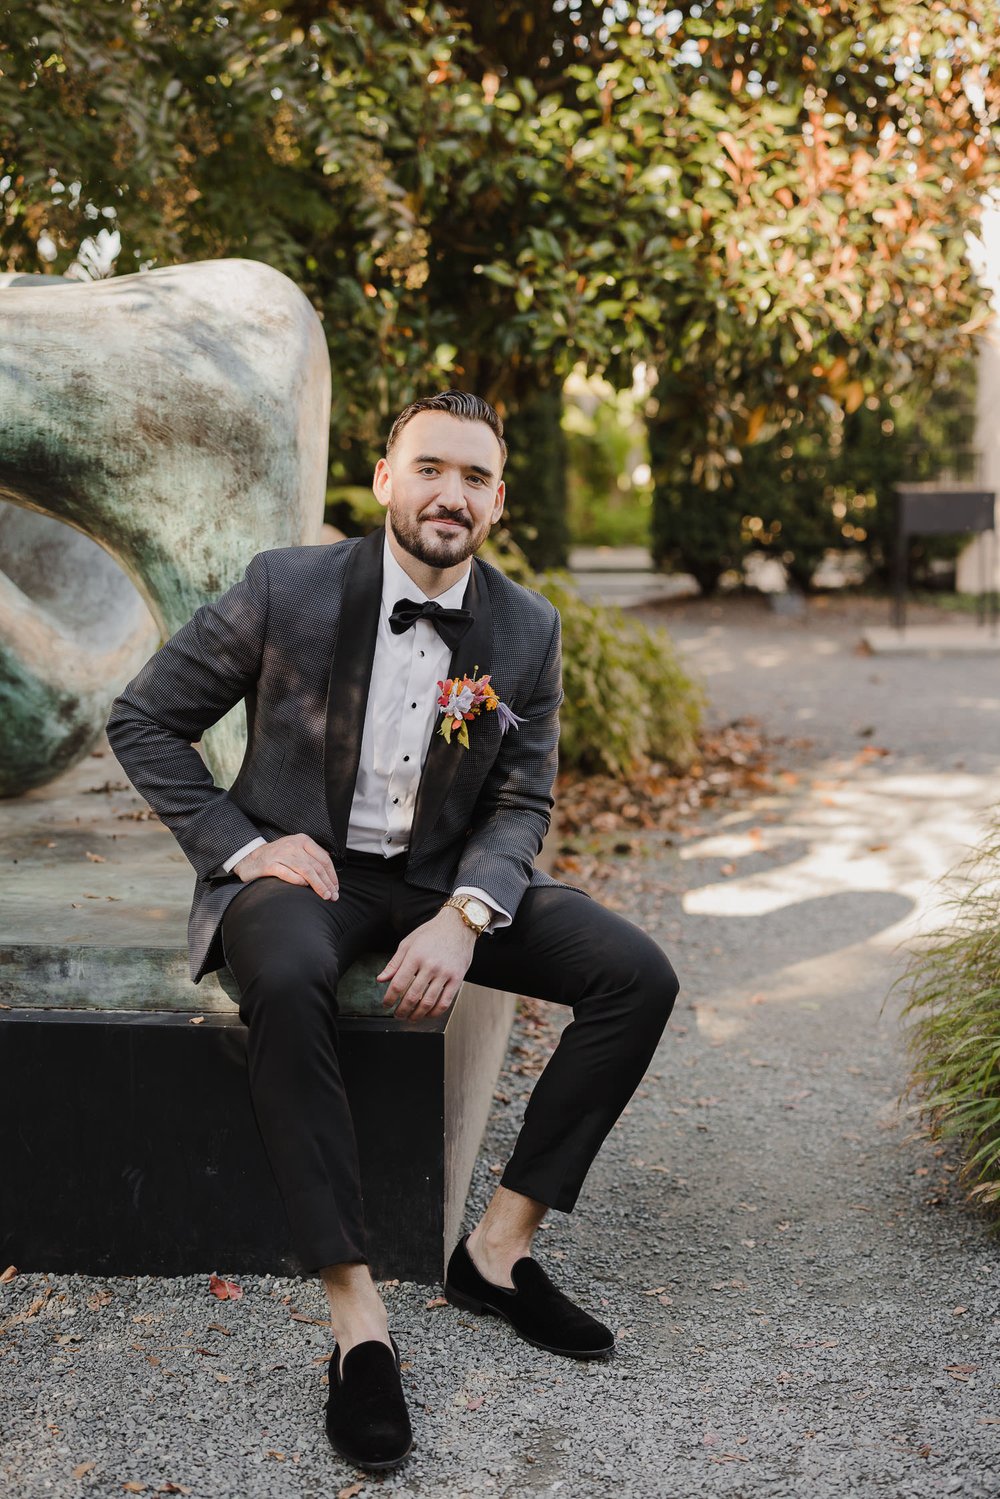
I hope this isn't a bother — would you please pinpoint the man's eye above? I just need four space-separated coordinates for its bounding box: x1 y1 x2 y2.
466 475 485 485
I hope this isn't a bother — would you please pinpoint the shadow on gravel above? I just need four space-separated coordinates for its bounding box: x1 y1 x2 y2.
677 889 913 975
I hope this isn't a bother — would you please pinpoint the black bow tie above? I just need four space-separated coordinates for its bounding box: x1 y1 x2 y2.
388 597 474 650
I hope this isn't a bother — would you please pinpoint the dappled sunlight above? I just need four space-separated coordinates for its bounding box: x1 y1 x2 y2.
955 694 1000 712
679 769 996 950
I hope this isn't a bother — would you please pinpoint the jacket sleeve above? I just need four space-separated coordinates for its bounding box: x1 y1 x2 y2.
451 605 561 919
105 552 270 880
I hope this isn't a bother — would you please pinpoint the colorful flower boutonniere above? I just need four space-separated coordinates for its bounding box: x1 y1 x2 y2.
436 668 526 749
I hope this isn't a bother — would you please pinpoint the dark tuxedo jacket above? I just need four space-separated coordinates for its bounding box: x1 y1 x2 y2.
107 525 586 983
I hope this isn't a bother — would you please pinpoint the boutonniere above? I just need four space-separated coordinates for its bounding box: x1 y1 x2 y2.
436 667 526 749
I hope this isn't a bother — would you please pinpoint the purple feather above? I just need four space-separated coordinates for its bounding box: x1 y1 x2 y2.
496 700 526 735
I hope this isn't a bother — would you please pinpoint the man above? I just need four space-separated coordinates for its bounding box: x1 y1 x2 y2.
107 389 678 1472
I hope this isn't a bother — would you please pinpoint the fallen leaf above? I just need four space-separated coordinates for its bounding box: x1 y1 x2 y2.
156 1485 192 1496
84 851 107 863
425 1296 448 1309
289 1309 327 1326
952 1306 968 1316
0 1265 16 1284
265 1450 285 1461
72 1462 96 1479
188 1016 205 1026
122 1486 146 1495
206 1322 231 1336
466 1395 485 1411
338 1483 365 1499
208 1274 242 1301
215 1373 231 1383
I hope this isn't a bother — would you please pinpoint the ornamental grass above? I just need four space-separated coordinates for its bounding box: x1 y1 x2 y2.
897 814 1000 1214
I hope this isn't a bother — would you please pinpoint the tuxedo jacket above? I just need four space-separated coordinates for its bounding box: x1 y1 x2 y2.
106 525 588 983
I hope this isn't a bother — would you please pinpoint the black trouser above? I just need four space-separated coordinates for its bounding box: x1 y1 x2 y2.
221 849 679 1271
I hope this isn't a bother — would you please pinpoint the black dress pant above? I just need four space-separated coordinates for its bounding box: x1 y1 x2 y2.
221 849 679 1271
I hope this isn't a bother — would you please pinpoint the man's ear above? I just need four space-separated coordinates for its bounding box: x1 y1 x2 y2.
373 456 391 510
491 478 505 525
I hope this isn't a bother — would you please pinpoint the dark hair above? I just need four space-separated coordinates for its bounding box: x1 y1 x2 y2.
385 389 507 472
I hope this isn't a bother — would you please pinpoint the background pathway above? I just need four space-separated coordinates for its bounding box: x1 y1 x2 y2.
3 591 1000 1499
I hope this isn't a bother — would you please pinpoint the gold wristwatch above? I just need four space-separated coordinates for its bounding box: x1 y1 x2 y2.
441 894 492 936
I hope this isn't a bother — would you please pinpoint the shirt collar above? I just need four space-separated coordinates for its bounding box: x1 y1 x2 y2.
381 531 472 613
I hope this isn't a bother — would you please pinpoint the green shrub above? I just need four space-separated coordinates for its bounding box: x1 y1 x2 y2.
897 815 1000 1213
536 572 703 776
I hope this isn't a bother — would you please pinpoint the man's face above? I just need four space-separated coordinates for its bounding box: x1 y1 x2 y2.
373 411 505 570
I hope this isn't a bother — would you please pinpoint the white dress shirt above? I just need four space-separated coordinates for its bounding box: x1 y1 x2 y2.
223 535 511 933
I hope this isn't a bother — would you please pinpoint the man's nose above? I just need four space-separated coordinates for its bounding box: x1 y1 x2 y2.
438 473 466 508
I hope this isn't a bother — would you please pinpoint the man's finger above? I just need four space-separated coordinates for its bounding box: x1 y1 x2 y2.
299 836 339 883
384 960 421 1010
302 858 338 899
273 862 309 886
377 945 407 986
394 968 435 1018
410 977 449 1021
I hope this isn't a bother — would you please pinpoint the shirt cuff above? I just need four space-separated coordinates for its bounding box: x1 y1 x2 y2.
453 885 512 935
222 836 267 875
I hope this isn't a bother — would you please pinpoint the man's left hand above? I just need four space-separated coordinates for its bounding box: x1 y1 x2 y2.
377 908 478 1020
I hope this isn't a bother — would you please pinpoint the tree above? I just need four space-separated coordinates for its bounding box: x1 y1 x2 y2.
3 1 998 579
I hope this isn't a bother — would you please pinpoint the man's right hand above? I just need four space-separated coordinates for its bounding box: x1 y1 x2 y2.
233 834 339 901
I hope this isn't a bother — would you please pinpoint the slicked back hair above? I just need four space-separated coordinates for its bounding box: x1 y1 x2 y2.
385 390 508 473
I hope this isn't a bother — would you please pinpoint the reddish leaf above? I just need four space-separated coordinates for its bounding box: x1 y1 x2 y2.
208 1274 242 1301
0 1265 16 1284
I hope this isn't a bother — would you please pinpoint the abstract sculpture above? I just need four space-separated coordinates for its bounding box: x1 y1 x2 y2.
0 258 331 793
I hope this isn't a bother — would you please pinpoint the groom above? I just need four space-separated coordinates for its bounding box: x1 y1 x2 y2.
106 389 678 1471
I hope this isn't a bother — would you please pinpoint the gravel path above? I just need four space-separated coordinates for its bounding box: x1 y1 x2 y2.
4 593 1000 1499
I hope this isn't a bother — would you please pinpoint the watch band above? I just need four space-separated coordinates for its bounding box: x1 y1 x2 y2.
441 894 491 935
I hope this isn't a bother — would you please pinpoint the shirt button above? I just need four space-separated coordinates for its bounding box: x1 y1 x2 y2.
411 702 417 709
403 755 410 762
393 797 399 804
419 650 425 658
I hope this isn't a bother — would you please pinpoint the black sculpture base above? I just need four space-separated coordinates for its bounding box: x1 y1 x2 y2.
0 989 515 1284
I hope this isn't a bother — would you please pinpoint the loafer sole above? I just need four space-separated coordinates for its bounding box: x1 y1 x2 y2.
327 1432 414 1472
444 1283 615 1361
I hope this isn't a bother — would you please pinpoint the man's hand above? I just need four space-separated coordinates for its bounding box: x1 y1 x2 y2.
378 907 477 1021
233 834 339 901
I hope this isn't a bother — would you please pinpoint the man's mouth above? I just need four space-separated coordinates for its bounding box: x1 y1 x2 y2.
427 516 468 530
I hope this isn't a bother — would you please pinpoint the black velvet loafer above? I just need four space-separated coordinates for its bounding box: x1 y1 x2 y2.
444 1234 615 1360
324 1334 413 1471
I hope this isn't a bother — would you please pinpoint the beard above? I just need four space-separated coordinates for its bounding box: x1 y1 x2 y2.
387 499 490 569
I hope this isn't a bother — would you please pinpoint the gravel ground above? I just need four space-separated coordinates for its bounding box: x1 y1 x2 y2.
4 592 1000 1499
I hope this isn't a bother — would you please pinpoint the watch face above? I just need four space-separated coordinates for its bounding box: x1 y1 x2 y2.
465 899 490 927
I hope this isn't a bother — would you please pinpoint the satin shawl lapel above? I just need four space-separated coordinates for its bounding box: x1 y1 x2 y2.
323 526 384 856
409 557 493 855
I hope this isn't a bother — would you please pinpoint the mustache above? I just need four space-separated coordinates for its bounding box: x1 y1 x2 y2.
424 513 471 529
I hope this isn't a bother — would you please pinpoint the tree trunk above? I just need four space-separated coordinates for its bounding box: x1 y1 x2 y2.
501 382 570 570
